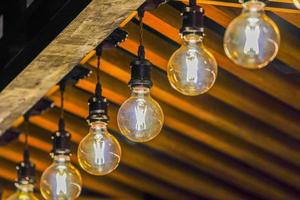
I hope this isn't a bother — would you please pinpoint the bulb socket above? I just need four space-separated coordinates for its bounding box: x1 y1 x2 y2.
87 96 109 124
180 4 205 36
129 46 153 88
51 119 71 155
87 83 109 124
16 149 35 184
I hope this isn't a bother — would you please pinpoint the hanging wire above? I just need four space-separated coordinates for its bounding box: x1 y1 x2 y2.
190 0 196 6
96 53 101 85
137 8 145 59
24 114 29 151
60 85 64 120
139 10 144 47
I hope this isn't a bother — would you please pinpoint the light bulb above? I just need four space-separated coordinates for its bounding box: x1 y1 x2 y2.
224 0 280 69
77 121 121 175
7 183 39 200
40 155 82 200
294 0 300 9
167 34 217 96
117 86 164 142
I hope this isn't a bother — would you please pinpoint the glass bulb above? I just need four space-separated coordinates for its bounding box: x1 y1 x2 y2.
167 34 217 96
117 86 164 142
77 121 121 176
224 1 280 69
40 155 82 200
7 183 39 200
294 0 300 9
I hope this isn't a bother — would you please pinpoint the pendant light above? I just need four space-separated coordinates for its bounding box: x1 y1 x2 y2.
77 47 122 176
117 7 164 143
40 82 82 200
167 0 217 96
7 115 38 200
294 0 300 9
224 0 280 69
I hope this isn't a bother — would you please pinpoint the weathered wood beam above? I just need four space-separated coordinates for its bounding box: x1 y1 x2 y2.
0 0 145 134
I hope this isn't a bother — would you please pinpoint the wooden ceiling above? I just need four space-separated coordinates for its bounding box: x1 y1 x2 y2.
1 1 300 199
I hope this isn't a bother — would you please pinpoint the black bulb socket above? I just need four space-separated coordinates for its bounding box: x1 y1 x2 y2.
87 83 109 124
51 119 71 156
129 46 153 88
180 4 205 37
16 149 35 184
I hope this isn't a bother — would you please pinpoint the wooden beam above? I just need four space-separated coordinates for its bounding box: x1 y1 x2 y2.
0 0 145 134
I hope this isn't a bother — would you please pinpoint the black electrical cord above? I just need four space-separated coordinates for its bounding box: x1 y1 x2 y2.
96 54 101 85
190 0 196 7
95 47 102 98
24 114 29 151
59 81 66 132
23 113 31 163
137 8 145 59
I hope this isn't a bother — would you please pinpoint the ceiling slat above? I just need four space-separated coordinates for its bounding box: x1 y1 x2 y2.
0 141 142 199
41 92 250 200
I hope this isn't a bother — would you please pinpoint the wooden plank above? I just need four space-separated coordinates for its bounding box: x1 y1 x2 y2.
180 0 300 14
142 5 300 118
276 12 300 28
190 2 300 74
18 123 197 200
0 141 141 199
94 25 300 171
49 75 300 199
117 20 300 142
0 0 145 134
42 89 254 200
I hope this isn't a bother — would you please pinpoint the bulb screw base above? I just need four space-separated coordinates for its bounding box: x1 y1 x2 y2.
239 0 268 3
129 46 153 88
180 4 205 37
16 149 35 184
87 83 109 124
51 119 71 156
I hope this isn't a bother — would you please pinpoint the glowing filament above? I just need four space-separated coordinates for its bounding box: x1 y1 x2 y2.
244 18 260 55
186 50 198 82
55 171 67 196
135 100 147 131
93 140 105 165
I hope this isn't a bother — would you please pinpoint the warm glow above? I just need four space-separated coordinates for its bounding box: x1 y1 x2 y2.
118 86 164 142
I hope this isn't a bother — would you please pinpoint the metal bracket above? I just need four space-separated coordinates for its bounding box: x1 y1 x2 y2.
97 28 128 51
139 0 169 12
25 98 54 118
0 128 20 146
60 64 91 86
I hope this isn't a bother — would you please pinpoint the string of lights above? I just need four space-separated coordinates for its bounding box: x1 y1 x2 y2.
5 0 293 199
